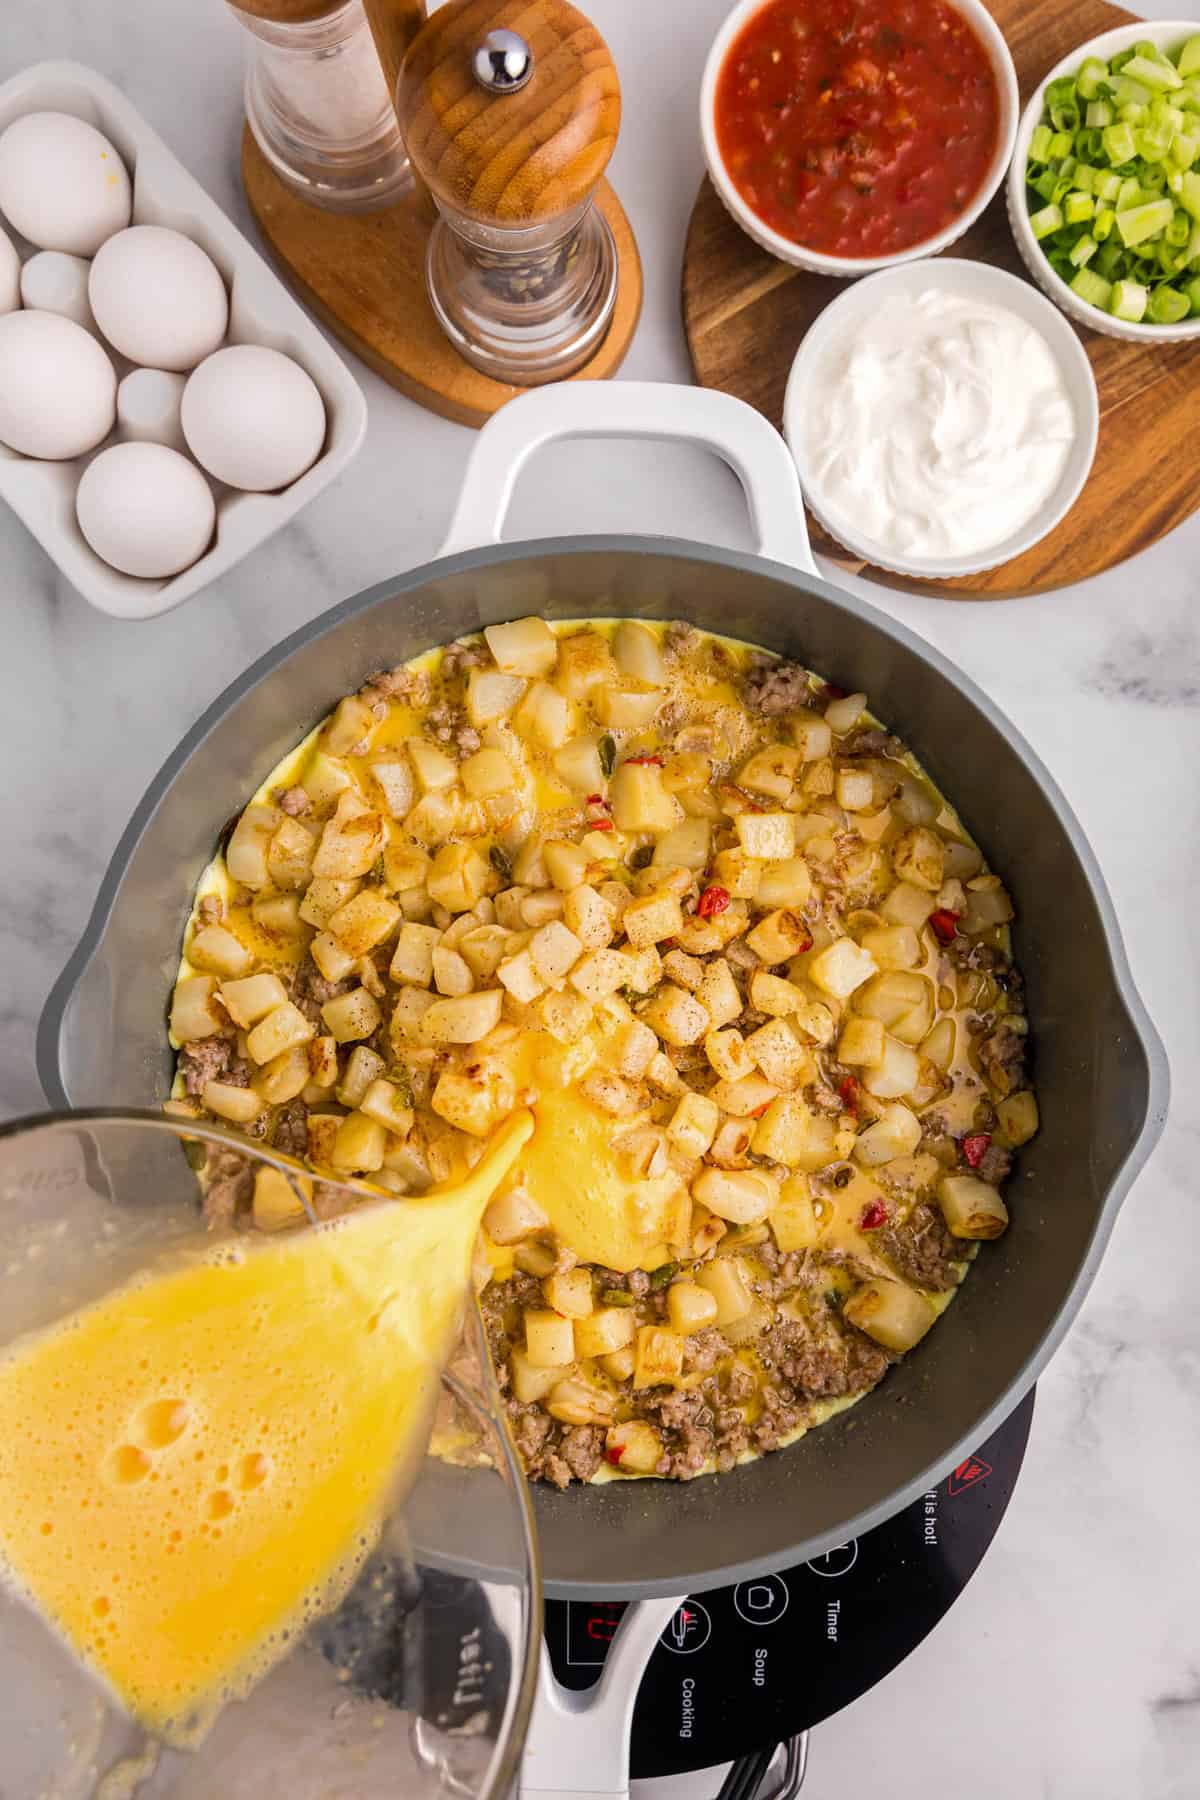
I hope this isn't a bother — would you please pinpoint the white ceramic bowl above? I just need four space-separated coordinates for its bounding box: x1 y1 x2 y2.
700 0 1019 277
1007 21 1200 344
0 61 367 620
782 258 1099 579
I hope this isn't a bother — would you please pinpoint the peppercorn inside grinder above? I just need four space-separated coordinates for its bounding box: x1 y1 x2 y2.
394 0 623 384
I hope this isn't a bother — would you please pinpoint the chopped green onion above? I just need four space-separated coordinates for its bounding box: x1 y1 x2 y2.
1071 162 1097 194
1048 129 1075 158
1109 278 1148 321
1064 191 1095 223
1029 123 1055 163
1117 197 1174 244
597 734 616 776
1181 170 1200 221
1181 36 1200 79
1171 131 1200 170
1184 272 1200 314
1030 202 1064 240
1068 233 1099 267
1112 75 1152 108
1086 98 1114 128
1141 164 1169 193
1070 266 1114 308
1147 284 1190 321
600 1287 636 1307
1124 54 1183 92
1093 169 1122 202
649 1262 679 1290
1103 121 1138 164
489 843 512 881
1077 57 1110 100
1167 210 1192 246
1093 204 1116 241
1032 168 1060 203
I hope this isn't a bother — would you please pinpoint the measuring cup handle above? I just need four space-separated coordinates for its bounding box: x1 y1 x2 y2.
439 382 817 576
519 1595 686 1800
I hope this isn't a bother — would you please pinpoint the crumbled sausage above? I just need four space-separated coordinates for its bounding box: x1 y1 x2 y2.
277 785 311 817
876 1202 964 1292
742 658 812 715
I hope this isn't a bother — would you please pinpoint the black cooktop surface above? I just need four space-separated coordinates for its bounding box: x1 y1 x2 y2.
544 1390 1035 1777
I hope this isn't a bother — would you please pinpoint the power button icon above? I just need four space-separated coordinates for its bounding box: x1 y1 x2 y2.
732 1576 789 1626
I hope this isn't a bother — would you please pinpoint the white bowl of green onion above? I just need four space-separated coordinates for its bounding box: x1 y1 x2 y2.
1007 20 1200 340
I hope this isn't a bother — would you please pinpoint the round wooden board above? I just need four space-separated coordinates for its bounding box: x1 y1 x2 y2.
682 0 1200 598
243 129 643 430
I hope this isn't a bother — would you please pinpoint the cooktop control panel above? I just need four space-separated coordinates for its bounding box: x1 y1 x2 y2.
543 1390 1034 1778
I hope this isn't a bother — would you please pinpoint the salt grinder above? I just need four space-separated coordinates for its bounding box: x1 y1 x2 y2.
394 0 622 384
225 0 416 211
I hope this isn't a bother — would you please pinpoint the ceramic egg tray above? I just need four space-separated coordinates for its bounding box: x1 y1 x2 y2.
0 62 366 621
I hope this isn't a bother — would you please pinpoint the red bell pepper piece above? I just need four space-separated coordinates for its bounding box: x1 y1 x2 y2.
697 884 731 919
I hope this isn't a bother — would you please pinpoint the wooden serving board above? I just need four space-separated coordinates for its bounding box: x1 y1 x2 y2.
682 0 1200 598
243 131 643 430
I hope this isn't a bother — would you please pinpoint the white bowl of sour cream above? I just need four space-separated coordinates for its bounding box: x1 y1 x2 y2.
782 259 1099 579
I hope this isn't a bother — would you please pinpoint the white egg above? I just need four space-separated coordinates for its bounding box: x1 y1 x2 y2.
76 442 215 578
0 311 115 459
20 251 96 332
116 368 188 452
0 112 131 256
0 225 18 315
89 226 228 372
182 345 326 492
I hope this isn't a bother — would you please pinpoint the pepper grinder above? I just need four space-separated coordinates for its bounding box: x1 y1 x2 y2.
394 0 622 384
226 0 419 211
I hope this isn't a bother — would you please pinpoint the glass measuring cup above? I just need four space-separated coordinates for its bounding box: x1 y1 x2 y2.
0 1108 540 1800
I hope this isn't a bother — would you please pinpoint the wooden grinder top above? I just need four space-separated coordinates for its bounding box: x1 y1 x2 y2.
395 0 621 223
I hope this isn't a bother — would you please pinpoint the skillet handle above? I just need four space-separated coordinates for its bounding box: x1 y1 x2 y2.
519 1595 686 1800
439 382 818 576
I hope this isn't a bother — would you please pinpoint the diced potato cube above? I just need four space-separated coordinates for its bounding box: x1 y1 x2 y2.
633 1324 684 1389
514 680 570 749
809 938 878 1000
861 1035 920 1099
882 881 937 929
251 893 304 938
667 1281 719 1335
358 1077 415 1136
647 1050 685 1097
525 1309 577 1368
652 819 711 872
746 1019 814 1090
188 924 254 980
510 1347 565 1403
403 791 458 848
467 668 526 726
511 835 548 887
619 944 663 993
707 1117 754 1169
706 1028 754 1082
484 616 557 677
623 889 684 950
266 817 317 892
301 752 352 812
563 883 614 951
543 840 590 891
225 804 279 890
996 1091 1039 1147
692 1167 775 1224
459 924 508 981
579 1071 641 1117
323 693 375 756
546 1375 615 1427
246 1002 315 1064
801 759 834 799
569 948 629 1002
710 848 763 900
756 857 812 909
300 876 360 929
789 708 832 761
310 930 357 984
497 948 545 1004
428 842 489 914
307 1035 339 1088
844 1278 935 1350
666 1090 720 1158
609 763 683 835
734 811 795 861
538 988 594 1044
697 959 741 1029
642 984 710 1047
529 919 584 983
778 1107 838 1174
752 1096 813 1166
792 997 836 1046
594 684 662 730
305 1113 342 1169
892 826 945 892
432 946 474 996
407 737 457 800
390 922 440 986
170 974 224 1043
612 620 666 685
254 1044 311 1106
367 756 415 820
854 1103 922 1166
746 907 811 964
838 1015 886 1067
543 1267 593 1319
330 1111 386 1173
556 631 616 699
336 1043 385 1108
431 1061 516 1136
937 1174 1009 1240
605 1418 663 1473
484 1183 549 1245
327 888 401 956
202 1079 264 1125
418 989 504 1045
606 1019 659 1080
252 1166 311 1233
460 747 516 797
710 1073 779 1116
695 1256 754 1324
738 745 802 800
748 969 800 1017
769 1175 817 1251
313 794 385 880
552 732 607 793
575 1307 636 1359
320 987 382 1044
835 767 876 812
859 924 921 970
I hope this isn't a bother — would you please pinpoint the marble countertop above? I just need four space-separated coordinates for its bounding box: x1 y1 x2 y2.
1 2 1196 1795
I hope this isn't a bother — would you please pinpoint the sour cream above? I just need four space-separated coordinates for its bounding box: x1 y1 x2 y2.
799 289 1077 561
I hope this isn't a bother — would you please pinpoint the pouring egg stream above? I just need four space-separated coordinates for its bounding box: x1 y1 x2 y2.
0 1109 532 1744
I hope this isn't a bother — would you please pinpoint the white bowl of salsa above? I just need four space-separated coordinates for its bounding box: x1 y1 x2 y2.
700 0 1019 275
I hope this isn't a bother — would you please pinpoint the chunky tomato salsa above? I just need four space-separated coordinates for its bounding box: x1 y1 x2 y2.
714 0 1000 259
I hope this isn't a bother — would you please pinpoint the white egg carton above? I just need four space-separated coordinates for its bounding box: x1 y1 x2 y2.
0 61 367 620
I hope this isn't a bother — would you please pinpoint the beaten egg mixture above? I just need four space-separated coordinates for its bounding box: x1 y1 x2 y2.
169 618 1037 1486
